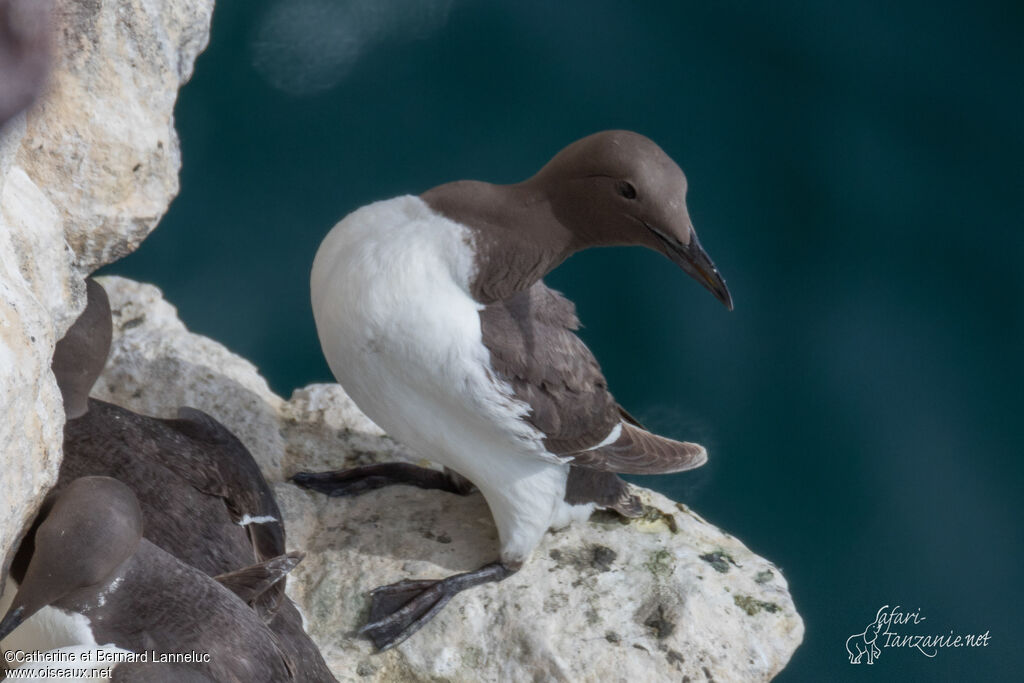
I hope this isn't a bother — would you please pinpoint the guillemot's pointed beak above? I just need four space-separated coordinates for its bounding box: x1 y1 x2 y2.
0 605 26 641
673 232 733 310
650 223 733 310
0 572 58 642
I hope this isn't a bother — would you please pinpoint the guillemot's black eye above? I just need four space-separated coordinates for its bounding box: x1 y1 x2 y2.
617 181 637 200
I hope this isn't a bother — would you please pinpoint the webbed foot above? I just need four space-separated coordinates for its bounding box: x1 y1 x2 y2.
291 463 475 498
360 562 514 650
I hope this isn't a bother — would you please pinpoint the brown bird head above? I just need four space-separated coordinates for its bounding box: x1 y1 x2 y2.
530 130 733 309
51 277 112 419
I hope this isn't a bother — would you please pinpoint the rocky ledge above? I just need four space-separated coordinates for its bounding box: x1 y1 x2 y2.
94 276 804 682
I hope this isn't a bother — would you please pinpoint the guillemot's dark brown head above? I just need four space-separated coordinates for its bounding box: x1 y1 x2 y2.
0 477 143 641
529 130 732 309
423 130 732 308
51 277 112 419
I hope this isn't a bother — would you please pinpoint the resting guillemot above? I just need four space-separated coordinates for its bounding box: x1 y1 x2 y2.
52 280 286 606
293 130 733 649
0 477 296 682
31 278 337 682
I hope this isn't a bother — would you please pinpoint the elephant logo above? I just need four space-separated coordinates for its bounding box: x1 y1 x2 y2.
846 607 888 665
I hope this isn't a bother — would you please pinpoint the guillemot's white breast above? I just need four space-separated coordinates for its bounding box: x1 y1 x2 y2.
311 196 576 562
1 574 137 683
1 575 103 655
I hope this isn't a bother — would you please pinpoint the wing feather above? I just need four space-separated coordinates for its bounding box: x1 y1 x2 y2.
479 282 708 474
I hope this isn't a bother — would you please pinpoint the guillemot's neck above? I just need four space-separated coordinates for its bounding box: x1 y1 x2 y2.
422 180 575 304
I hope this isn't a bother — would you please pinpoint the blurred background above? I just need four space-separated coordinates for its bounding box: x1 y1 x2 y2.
101 1 1022 679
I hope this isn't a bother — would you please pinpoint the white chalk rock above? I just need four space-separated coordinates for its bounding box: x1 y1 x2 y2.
0 0 213 581
96 277 805 682
18 0 215 272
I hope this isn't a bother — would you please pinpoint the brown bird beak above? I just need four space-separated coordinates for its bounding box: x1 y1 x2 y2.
646 221 733 310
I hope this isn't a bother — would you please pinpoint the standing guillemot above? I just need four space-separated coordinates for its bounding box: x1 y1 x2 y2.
293 130 733 649
39 278 337 682
0 477 296 682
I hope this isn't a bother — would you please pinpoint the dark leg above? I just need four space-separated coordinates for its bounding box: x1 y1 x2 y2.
290 463 476 498
361 562 515 650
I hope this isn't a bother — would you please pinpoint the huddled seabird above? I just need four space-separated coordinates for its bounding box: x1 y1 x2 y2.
53 281 287 592
0 476 297 682
294 130 733 649
1 278 336 681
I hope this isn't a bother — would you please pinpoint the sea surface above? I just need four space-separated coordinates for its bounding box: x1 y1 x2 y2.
103 1 1023 679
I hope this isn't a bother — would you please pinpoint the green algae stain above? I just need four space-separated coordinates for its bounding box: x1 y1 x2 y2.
733 594 781 616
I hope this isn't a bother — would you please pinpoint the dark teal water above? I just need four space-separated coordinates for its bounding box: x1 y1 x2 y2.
102 1 1023 679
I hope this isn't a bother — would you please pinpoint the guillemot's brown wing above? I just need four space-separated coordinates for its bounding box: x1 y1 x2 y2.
166 407 286 563
214 551 304 620
479 281 706 474
568 422 707 473
167 405 286 557
163 407 295 622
